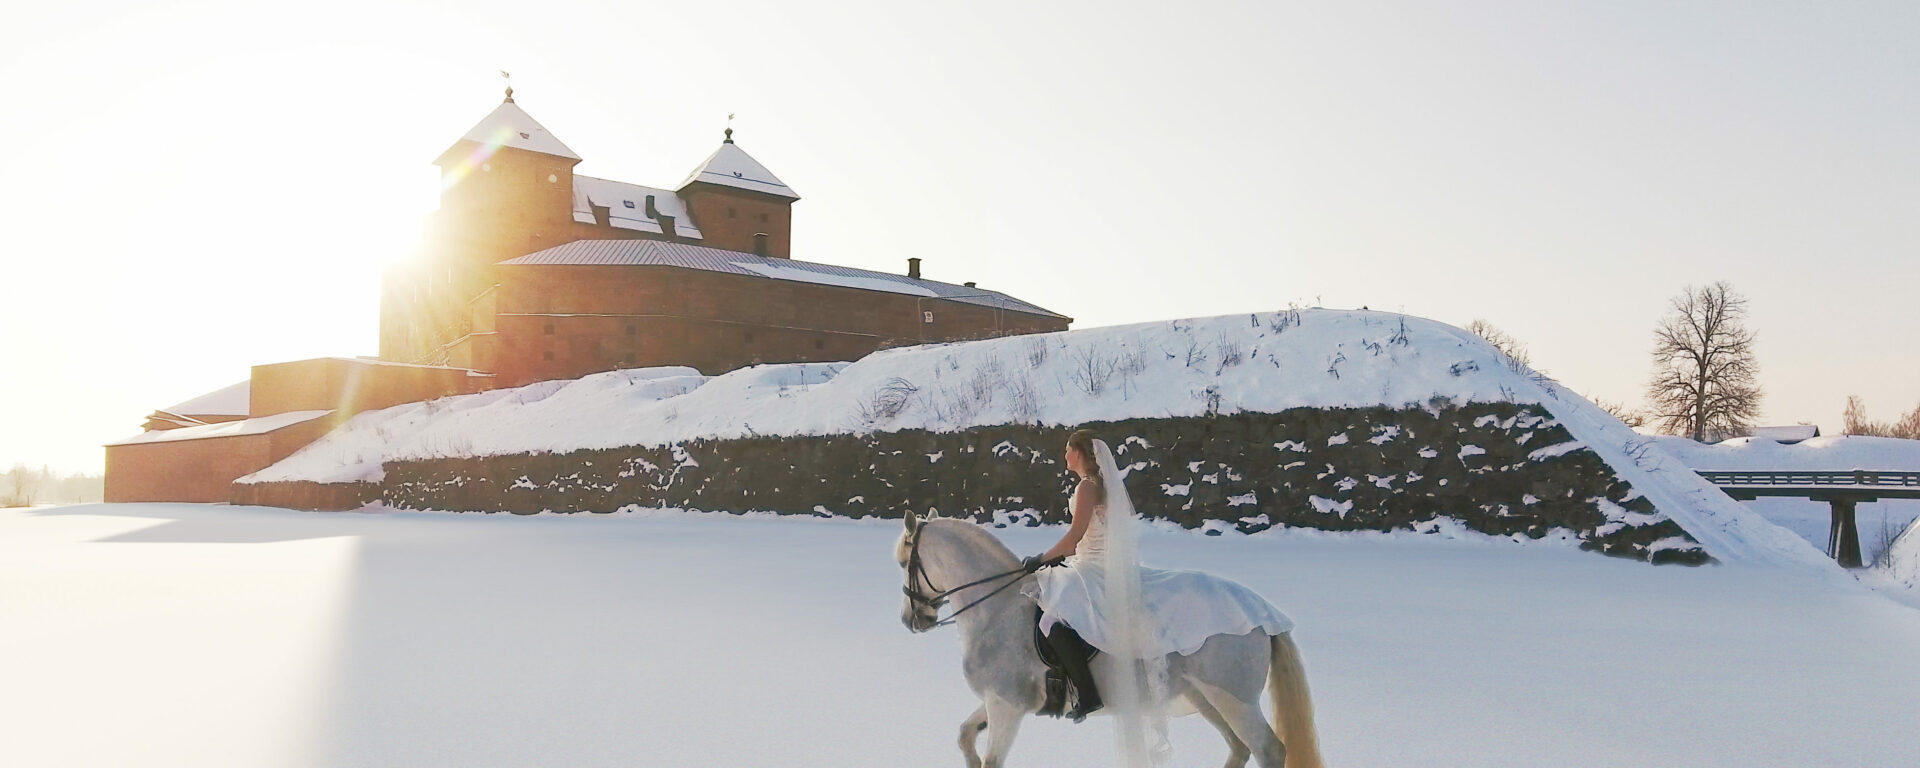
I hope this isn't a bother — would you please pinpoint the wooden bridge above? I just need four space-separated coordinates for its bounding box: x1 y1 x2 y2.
1697 470 1920 567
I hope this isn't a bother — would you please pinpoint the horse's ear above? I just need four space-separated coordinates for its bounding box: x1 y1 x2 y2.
904 510 921 534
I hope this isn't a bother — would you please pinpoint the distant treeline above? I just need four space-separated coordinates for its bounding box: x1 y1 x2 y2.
1843 396 1920 440
2 464 103 507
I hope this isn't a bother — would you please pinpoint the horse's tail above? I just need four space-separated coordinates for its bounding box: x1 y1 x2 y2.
1269 632 1324 768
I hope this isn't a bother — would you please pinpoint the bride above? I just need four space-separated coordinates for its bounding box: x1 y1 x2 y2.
1023 430 1296 766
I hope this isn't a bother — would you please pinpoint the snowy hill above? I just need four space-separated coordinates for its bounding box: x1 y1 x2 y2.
243 310 1839 574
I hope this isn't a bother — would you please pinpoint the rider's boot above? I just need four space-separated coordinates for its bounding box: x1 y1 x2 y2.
1043 623 1103 722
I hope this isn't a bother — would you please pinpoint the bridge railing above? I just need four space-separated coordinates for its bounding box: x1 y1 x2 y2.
1696 470 1920 488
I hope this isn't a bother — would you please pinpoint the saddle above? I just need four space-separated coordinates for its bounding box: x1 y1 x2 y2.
1033 606 1101 719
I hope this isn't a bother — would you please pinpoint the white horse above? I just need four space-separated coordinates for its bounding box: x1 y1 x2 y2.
897 512 1324 768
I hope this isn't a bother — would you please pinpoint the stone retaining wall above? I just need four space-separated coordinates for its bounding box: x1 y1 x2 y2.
239 401 1709 564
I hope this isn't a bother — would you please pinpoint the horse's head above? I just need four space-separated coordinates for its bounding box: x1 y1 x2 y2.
897 510 943 633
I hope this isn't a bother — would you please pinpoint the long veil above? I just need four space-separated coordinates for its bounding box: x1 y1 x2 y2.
1092 438 1172 767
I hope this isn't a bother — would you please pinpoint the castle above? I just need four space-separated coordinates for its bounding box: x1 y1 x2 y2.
380 87 1068 386
106 90 1068 503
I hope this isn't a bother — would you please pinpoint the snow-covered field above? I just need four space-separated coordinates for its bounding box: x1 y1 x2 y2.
7 502 1919 767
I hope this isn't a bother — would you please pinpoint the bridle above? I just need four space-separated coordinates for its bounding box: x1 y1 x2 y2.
903 522 1038 631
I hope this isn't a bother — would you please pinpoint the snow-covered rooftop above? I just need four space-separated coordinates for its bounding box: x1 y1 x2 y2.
161 380 249 418
440 100 581 163
1743 425 1821 443
498 240 1065 318
108 410 331 446
678 142 797 199
570 175 704 239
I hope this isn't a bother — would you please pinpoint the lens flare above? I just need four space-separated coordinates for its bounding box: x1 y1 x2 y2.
437 126 516 193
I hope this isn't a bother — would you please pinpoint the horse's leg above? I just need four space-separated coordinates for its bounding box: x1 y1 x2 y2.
1187 689 1252 768
1193 679 1286 768
958 704 988 768
980 695 1028 768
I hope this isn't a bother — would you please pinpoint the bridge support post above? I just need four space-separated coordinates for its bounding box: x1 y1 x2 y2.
1827 497 1862 568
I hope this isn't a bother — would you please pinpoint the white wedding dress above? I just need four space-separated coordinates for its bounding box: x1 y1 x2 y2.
1026 465 1295 658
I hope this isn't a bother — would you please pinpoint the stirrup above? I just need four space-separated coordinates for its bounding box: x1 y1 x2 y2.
1066 685 1102 723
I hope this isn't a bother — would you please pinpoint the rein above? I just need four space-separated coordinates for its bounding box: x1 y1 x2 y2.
904 524 1037 629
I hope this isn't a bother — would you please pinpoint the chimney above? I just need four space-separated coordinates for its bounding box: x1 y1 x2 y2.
907 257 922 280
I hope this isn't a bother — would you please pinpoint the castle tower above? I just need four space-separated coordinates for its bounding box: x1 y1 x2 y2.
431 89 583 276
676 128 799 258
382 89 584 364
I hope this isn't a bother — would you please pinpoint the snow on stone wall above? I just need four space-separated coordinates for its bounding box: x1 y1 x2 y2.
345 403 1704 563
241 310 1842 574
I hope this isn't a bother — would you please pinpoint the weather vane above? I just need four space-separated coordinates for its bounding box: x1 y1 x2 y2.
725 113 736 143
501 70 514 102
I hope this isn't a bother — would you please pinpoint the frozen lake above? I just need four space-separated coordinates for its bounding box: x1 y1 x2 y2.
4 503 1918 767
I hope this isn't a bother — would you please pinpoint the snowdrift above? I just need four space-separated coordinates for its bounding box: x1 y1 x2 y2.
243 310 1839 574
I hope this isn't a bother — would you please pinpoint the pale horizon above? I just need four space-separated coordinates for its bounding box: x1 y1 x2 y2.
4 0 1916 475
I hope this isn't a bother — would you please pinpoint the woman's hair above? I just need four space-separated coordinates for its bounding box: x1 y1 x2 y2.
1066 429 1106 503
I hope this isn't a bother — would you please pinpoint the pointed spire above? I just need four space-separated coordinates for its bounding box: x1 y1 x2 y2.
436 96 582 166
678 139 798 200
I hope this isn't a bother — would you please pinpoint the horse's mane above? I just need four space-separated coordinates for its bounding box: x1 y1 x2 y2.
926 517 1017 566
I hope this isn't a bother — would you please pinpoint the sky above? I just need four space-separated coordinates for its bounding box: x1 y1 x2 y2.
2 0 1915 475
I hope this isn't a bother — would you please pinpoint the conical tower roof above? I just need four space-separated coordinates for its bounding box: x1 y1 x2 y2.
437 96 581 166
678 138 797 200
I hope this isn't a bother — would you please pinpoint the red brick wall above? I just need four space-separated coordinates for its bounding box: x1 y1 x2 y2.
104 417 339 503
486 265 1068 385
679 186 793 258
250 359 478 418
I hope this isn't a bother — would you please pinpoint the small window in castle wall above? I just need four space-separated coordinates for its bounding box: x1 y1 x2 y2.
744 331 755 344
814 339 824 350
728 208 736 218
544 324 555 335
626 324 637 335
543 350 554 361
759 212 769 223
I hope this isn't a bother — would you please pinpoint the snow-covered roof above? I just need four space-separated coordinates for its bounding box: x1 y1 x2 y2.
281 356 488 374
161 380 249 418
678 142 798 199
1742 425 1821 443
498 240 1065 318
732 262 935 297
439 100 581 163
107 410 332 447
571 175 704 239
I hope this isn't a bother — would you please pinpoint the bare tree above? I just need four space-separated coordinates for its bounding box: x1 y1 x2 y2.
1646 282 1762 442
1465 319 1532 369
3 464 43 507
1843 395 1875 436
